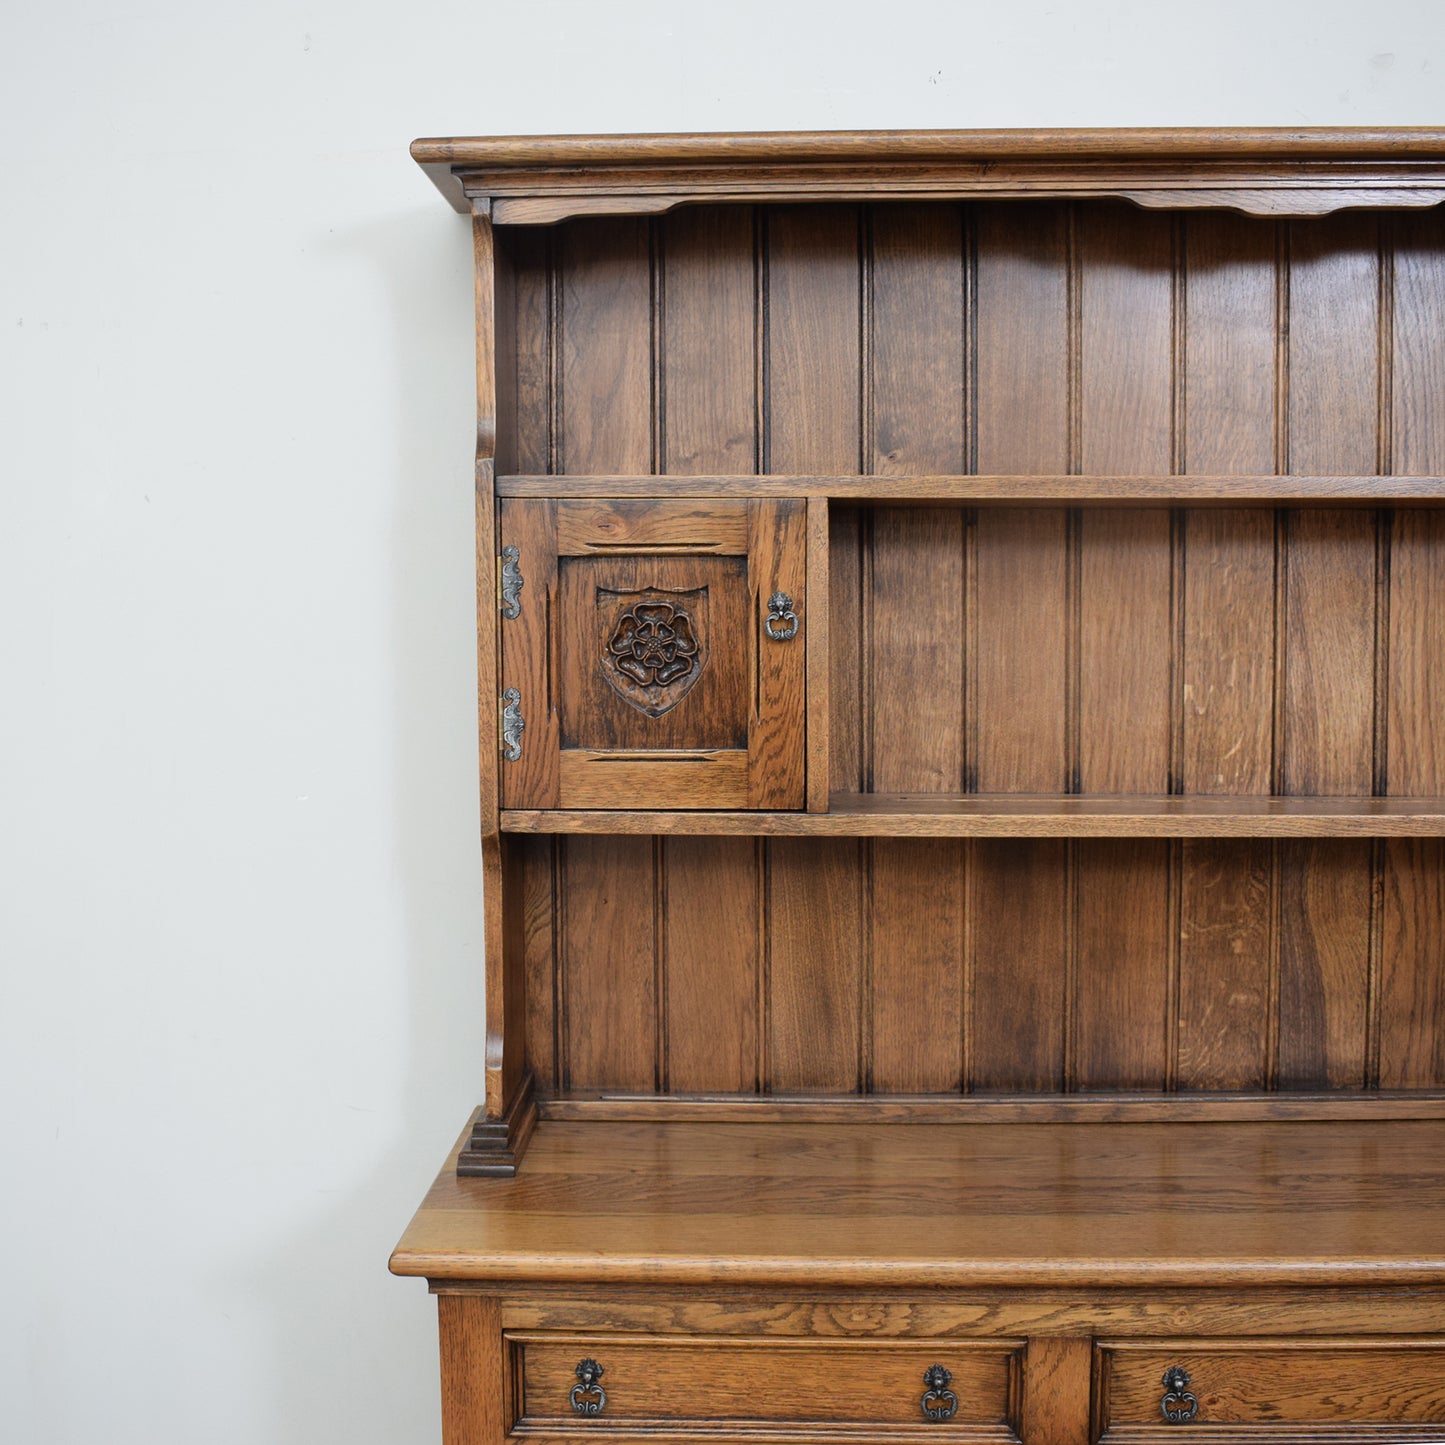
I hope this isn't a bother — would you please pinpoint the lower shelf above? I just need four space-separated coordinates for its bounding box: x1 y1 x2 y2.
501 793 1445 837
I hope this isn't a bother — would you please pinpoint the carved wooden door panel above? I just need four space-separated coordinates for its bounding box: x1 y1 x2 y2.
499 498 805 810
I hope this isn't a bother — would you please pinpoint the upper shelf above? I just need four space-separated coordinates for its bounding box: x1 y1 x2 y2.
495 473 1445 504
502 794 1445 839
413 127 1445 223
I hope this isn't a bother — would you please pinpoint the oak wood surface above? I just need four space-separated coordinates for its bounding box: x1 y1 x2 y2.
415 130 1445 221
500 795 1445 837
497 473 1445 501
1099 1339 1445 1425
390 1119 1445 1289
515 1335 1022 1426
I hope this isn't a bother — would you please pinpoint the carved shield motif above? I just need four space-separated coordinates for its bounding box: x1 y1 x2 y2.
599 586 709 717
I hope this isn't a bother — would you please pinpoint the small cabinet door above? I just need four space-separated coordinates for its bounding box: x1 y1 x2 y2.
499 498 806 810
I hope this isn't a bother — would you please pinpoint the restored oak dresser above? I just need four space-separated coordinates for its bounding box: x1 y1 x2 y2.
393 130 1445 1444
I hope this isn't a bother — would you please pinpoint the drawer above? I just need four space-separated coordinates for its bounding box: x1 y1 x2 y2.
1097 1338 1445 1438
508 1334 1025 1438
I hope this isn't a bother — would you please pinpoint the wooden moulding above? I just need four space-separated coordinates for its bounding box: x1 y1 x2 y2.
501 794 1445 837
538 1090 1445 1126
457 1071 538 1177
495 473 1445 503
412 128 1445 222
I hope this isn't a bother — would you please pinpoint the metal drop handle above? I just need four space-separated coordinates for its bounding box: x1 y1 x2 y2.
1160 1365 1199 1424
764 591 798 641
920 1363 958 1421
570 1357 606 1416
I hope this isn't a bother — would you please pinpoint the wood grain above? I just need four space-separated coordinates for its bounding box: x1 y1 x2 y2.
1388 511 1445 794
1074 842 1170 1091
870 203 966 475
559 218 652 474
1277 840 1371 1090
437 1294 502 1445
1177 840 1271 1090
561 837 656 1091
662 838 759 1093
517 1335 1019 1425
392 1118 1445 1289
1381 838 1445 1089
1100 1339 1445 1425
766 206 861 473
971 841 1066 1092
662 206 757 475
767 840 865 1092
870 839 965 1093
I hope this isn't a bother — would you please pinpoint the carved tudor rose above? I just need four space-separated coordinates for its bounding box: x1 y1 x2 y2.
601 589 708 717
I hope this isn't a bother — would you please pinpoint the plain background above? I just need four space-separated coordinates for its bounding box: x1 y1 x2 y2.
3 2 1443 1440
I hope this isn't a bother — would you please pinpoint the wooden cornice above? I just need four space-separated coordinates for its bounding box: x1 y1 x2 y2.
412 127 1445 222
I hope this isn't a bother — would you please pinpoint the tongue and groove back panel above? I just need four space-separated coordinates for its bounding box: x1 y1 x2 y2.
496 202 1445 1104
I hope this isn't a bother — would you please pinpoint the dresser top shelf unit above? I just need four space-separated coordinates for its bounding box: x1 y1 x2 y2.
397 127 1445 1445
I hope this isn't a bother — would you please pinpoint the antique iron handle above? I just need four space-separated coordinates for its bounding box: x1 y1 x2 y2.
764 591 798 641
1160 1365 1199 1424
920 1364 958 1421
570 1358 606 1416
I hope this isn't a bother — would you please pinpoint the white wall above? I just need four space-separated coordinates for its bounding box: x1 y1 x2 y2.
3 3 1442 1440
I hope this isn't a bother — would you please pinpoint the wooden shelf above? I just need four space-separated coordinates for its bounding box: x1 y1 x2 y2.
495 473 1445 503
390 1118 1445 1290
502 793 1445 837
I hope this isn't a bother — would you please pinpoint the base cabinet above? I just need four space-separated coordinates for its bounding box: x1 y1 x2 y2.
436 1297 1445 1445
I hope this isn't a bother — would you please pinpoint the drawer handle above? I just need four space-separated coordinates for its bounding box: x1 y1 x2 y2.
570 1358 606 1417
765 591 799 641
920 1364 958 1422
1160 1366 1199 1424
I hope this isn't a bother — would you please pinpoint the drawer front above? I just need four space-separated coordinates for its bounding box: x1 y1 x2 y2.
511 1334 1023 1435
1098 1339 1445 1436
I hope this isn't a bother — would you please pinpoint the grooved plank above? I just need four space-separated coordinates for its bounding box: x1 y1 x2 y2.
1282 509 1375 796
1389 511 1445 795
767 206 861 473
870 509 965 790
1183 212 1278 473
1079 205 1174 475
1074 842 1170 1091
559 218 652 473
663 837 759 1093
1288 213 1380 476
870 203 966 474
971 840 1066 1092
870 839 965 1093
829 507 865 792
1080 510 1172 792
1277 840 1371 1090
1381 838 1445 1089
767 839 865 1092
663 206 757 475
516 835 558 1093
561 837 656 1091
505 229 551 475
974 202 1069 474
806 497 831 812
974 509 1068 792
1180 509 1276 794
1178 839 1272 1089
1393 212 1445 475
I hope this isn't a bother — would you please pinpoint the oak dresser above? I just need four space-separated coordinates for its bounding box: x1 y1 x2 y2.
392 129 1445 1444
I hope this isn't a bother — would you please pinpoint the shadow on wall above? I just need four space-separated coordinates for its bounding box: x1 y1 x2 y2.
213 198 483 1444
